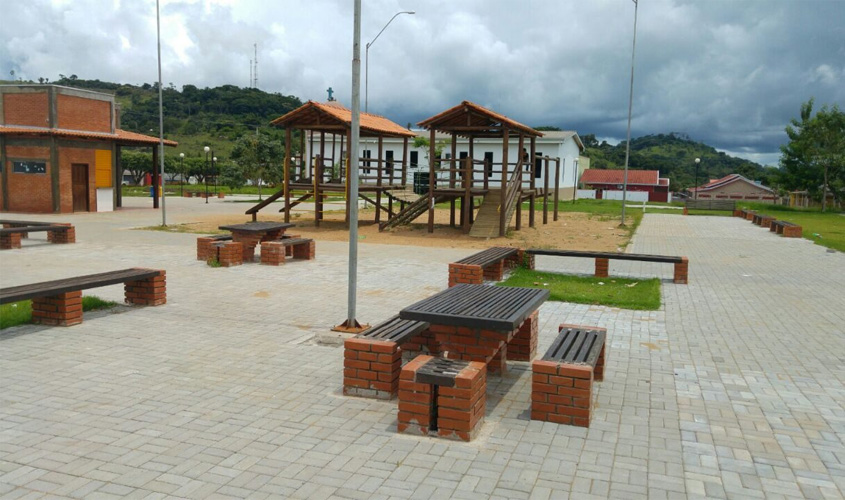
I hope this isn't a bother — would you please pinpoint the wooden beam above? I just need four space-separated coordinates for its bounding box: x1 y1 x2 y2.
500 127 509 237
284 128 292 222
428 127 435 233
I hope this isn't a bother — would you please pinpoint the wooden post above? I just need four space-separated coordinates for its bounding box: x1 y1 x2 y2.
152 145 159 209
314 154 322 227
462 156 471 233
543 157 550 225
428 128 435 233
529 136 536 228
308 131 314 179
299 130 306 179
554 158 561 221
450 133 457 227
515 134 524 231
500 128 509 237
376 136 383 223
401 137 409 186
331 133 336 177
468 137 475 225
284 128 292 222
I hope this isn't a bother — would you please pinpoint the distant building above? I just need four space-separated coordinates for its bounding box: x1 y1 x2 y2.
690 174 776 203
579 169 670 202
0 84 175 213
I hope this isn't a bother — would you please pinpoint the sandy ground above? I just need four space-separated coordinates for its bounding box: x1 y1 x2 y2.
175 206 631 251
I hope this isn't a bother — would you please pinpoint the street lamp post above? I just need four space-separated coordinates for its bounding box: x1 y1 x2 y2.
620 0 638 227
179 153 185 197
213 156 218 196
365 10 414 113
694 157 701 200
203 146 212 204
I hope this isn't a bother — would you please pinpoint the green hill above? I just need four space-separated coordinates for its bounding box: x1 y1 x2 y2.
581 132 779 191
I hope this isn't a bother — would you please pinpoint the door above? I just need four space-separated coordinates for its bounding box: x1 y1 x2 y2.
72 164 89 212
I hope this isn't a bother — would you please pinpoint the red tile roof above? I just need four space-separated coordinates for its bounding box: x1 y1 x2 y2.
0 125 177 146
580 169 660 186
270 101 416 138
417 101 543 138
692 174 773 193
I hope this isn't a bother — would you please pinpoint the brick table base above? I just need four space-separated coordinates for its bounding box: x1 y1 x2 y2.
343 338 402 399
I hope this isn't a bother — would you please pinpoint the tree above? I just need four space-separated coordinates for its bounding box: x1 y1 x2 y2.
231 132 283 199
413 136 451 168
780 99 845 211
120 150 153 185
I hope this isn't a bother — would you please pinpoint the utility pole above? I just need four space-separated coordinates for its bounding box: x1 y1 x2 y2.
253 43 258 89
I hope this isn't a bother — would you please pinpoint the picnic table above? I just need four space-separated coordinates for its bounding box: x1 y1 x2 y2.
399 283 549 371
218 221 294 262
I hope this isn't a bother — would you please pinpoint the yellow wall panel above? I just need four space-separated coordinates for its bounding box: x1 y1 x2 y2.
95 149 112 188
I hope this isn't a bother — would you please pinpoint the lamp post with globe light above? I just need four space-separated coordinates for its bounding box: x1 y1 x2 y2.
694 157 701 200
179 153 185 197
203 146 212 203
213 156 218 196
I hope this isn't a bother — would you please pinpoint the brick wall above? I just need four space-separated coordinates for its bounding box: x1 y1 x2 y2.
5 145 52 213
3 92 49 127
58 147 97 213
57 94 111 132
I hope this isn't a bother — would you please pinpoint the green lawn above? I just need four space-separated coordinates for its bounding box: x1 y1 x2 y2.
0 296 118 330
498 267 661 310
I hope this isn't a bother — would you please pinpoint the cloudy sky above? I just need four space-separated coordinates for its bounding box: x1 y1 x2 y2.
2 0 844 166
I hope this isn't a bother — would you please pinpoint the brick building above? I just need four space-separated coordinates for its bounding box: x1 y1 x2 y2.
690 174 776 203
0 84 176 213
579 169 671 202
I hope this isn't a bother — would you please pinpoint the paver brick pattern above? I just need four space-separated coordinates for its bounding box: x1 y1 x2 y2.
1 200 843 498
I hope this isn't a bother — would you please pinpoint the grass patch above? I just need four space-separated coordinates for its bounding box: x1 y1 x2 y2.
498 267 661 310
1 295 118 330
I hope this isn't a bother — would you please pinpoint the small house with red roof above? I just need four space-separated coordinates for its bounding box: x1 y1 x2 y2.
579 169 670 202
1 84 176 214
690 174 776 202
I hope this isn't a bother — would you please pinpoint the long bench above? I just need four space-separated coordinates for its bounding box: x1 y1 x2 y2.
448 247 522 287
0 268 166 326
532 324 607 427
752 213 776 227
260 237 315 265
526 249 689 284
770 220 803 238
0 220 75 248
343 316 431 399
398 355 486 442
735 209 757 221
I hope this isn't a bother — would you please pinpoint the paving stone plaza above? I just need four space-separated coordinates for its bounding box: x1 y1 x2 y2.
1 197 843 499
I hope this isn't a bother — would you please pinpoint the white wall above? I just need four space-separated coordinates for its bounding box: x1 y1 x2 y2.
602 190 649 202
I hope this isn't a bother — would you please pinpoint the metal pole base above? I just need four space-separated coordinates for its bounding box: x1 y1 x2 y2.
331 319 369 334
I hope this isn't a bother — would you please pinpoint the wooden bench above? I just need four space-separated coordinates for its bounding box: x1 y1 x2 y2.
448 247 522 287
752 214 776 227
260 237 315 265
1 221 75 248
343 316 430 399
735 209 757 221
0 268 166 327
398 355 486 442
526 249 689 284
531 324 607 427
770 220 802 238
196 234 233 261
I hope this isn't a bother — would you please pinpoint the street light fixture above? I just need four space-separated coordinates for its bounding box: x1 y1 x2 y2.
694 157 701 200
203 146 212 204
179 153 185 197
213 156 218 196
365 10 415 113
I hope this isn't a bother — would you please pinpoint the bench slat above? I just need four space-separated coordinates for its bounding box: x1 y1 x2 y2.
455 247 518 266
527 249 683 264
278 238 313 247
358 316 429 345
415 357 469 387
0 268 162 305
0 225 70 235
543 327 607 366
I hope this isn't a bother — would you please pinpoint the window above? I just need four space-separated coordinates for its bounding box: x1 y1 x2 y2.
363 149 371 174
459 152 468 178
484 152 494 177
410 151 419 168
534 153 543 179
385 150 394 175
13 161 47 174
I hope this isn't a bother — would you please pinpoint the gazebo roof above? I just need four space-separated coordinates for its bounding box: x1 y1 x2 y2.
270 101 415 138
0 125 178 147
417 100 543 139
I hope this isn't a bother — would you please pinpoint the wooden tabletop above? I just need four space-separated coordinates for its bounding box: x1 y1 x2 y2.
218 222 294 233
399 283 549 332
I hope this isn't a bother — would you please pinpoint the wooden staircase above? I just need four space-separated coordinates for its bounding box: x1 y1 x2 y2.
380 194 448 231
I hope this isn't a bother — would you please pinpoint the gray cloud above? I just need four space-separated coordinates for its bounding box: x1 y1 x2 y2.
2 0 843 166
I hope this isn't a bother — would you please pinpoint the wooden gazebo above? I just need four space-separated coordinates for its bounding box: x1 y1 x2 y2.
247 101 416 225
383 101 549 237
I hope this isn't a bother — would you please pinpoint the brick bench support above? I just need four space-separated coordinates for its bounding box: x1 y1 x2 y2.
124 270 167 306
398 355 486 442
594 257 609 278
673 258 689 284
216 242 244 267
531 324 607 427
448 247 520 287
46 224 75 244
31 291 83 326
0 232 22 249
448 263 484 287
343 338 402 399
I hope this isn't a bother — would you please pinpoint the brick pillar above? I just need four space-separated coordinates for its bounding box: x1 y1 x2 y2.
437 361 486 441
49 224 75 244
507 310 538 361
343 338 401 399
673 257 689 284
0 233 22 249
482 260 505 281
260 241 286 265
217 242 244 267
397 355 435 435
197 237 215 261
448 263 483 287
488 344 507 374
594 257 609 278
401 328 440 362
292 240 315 260
507 251 522 269
745 212 755 221
31 291 83 326
125 270 167 306
783 226 802 238
183 191 192 198
531 360 594 427
683 207 688 216
218 192 225 199
524 252 535 270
